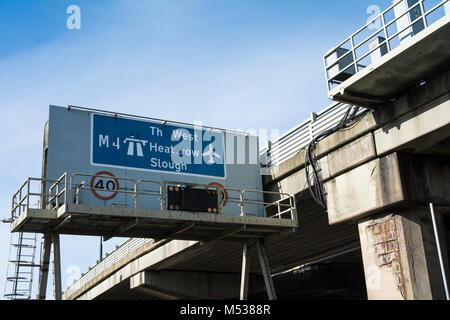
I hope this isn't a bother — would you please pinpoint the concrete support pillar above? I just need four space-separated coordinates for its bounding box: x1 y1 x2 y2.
358 209 448 300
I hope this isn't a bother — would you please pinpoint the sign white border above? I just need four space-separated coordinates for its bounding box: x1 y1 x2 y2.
90 113 228 180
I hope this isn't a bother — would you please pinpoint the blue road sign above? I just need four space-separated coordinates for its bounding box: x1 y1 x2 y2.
91 114 226 178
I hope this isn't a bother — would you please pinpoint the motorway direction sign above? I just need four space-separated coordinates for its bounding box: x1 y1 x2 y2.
91 114 226 179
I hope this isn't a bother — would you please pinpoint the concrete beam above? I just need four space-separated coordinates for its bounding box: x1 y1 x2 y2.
263 118 378 187
264 67 450 188
321 133 377 179
374 93 450 156
129 270 264 300
327 154 404 225
266 133 377 200
327 152 450 225
397 154 450 207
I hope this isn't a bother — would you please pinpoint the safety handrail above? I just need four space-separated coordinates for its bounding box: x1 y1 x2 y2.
135 179 163 209
261 102 341 153
11 173 297 222
259 102 367 169
71 173 139 208
11 177 59 220
71 173 137 190
136 179 162 196
241 189 295 219
324 0 450 90
74 181 85 204
48 173 68 210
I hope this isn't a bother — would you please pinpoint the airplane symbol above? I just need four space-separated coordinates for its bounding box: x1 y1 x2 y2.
203 143 221 164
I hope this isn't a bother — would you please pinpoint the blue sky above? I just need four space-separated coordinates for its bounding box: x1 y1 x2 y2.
0 0 391 299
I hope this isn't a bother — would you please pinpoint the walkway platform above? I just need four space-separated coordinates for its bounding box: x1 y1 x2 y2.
325 3 450 108
10 173 298 242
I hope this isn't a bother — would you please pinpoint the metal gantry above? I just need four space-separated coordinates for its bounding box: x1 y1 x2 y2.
8 171 297 300
4 232 40 300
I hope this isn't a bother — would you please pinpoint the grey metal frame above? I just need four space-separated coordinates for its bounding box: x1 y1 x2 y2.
68 105 249 137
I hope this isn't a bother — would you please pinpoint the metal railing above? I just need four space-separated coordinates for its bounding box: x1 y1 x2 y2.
11 176 62 221
11 172 297 222
71 173 141 207
260 102 366 168
48 173 68 211
62 237 153 300
69 173 296 218
324 0 450 91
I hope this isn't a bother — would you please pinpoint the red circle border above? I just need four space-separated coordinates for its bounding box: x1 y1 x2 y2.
207 182 228 207
90 171 120 201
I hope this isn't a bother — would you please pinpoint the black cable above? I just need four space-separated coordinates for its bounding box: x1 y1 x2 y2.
304 105 369 210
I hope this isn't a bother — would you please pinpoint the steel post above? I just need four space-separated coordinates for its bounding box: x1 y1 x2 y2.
256 238 277 300
240 241 251 300
37 234 52 300
52 233 62 300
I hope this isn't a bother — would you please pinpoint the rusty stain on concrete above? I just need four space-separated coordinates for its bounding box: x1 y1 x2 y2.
366 215 407 299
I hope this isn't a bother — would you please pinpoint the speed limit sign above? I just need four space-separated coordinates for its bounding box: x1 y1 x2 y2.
90 171 120 200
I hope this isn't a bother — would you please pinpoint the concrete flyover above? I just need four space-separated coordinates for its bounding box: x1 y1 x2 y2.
266 66 450 300
64 66 450 301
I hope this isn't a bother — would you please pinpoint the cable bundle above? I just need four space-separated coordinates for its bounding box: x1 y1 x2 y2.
305 106 368 210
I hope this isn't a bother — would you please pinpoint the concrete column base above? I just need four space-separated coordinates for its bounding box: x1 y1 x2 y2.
358 209 448 300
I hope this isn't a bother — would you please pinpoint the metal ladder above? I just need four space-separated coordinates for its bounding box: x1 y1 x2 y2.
4 232 40 300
